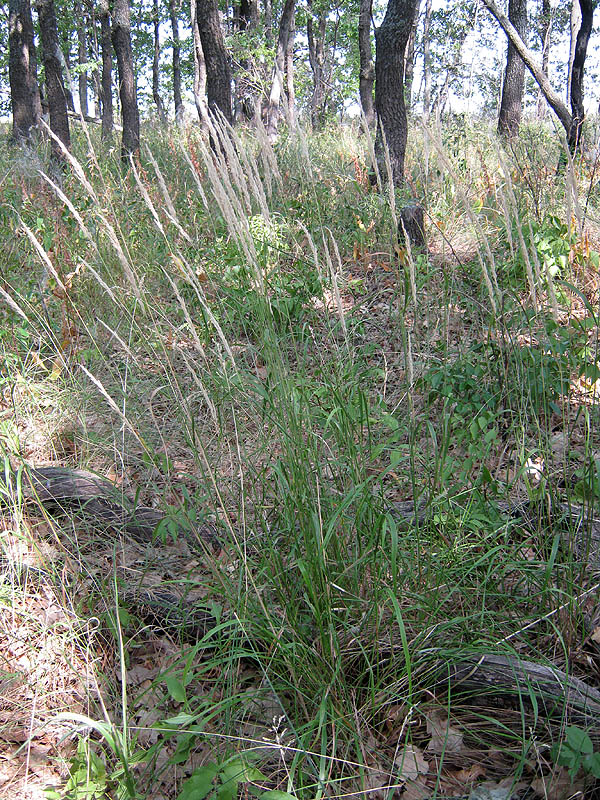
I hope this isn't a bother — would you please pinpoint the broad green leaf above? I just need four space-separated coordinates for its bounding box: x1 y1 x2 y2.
165 675 187 703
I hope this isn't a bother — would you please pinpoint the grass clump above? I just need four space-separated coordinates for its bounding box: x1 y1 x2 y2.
0 117 599 799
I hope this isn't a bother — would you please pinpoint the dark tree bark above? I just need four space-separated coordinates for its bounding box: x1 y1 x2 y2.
481 0 572 136
8 0 41 141
168 0 183 120
191 0 208 123
266 0 295 139
403 6 419 108
98 0 113 141
152 0 166 120
498 0 527 137
75 0 88 116
196 0 233 124
358 0 375 126
307 0 326 129
112 0 140 158
238 0 258 28
374 0 420 186
567 0 581 105
36 0 71 157
569 0 594 151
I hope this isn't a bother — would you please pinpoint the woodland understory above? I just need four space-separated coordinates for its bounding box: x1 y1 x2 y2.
0 116 600 800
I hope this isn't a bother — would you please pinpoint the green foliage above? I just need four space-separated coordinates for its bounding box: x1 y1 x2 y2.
177 756 266 800
551 726 600 780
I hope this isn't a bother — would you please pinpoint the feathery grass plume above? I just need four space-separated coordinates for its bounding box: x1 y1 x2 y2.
130 155 167 238
424 125 499 314
360 113 382 192
143 144 193 243
496 144 538 307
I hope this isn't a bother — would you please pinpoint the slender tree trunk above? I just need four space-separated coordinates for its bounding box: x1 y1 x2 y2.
375 0 420 185
307 0 326 129
8 0 41 141
481 0 572 135
87 0 102 118
191 0 208 123
358 0 375 126
567 0 581 106
196 0 233 123
112 0 140 158
266 0 295 140
264 0 272 43
498 0 527 137
403 8 419 109
75 0 88 116
168 0 183 121
536 0 551 118
285 11 296 129
569 0 594 151
152 0 166 120
59 28 76 111
422 0 432 117
99 0 113 141
36 0 71 157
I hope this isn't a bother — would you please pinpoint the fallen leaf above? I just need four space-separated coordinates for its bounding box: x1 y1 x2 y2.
426 711 464 755
531 769 586 800
404 776 431 800
591 626 600 644
395 744 429 782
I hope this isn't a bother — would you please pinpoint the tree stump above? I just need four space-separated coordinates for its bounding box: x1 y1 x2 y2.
398 202 426 251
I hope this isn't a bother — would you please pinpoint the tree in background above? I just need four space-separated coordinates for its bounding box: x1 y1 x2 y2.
196 0 233 124
358 0 375 125
36 0 71 156
75 0 88 116
266 0 295 139
168 0 183 121
306 0 326 129
375 0 420 185
112 0 140 157
8 0 42 141
497 0 527 137
568 0 594 151
98 0 114 142
152 0 166 120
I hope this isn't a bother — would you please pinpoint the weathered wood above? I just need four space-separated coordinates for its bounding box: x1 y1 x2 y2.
2 465 220 550
438 652 600 727
398 202 426 250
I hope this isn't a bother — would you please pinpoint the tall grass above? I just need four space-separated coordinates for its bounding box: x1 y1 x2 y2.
0 115 599 798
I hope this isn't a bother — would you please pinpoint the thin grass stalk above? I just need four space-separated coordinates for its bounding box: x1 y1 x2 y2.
130 155 167 237
143 144 193 243
425 127 499 314
496 146 538 306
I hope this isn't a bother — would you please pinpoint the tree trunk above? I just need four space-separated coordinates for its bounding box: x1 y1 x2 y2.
191 0 208 123
404 2 420 110
498 0 527 137
422 0 432 118
535 0 551 118
481 0 572 136
285 11 296 130
75 0 88 116
87 0 102 118
567 0 581 106
168 0 183 121
59 27 76 112
266 0 295 140
8 0 41 141
98 0 113 141
111 0 140 158
196 0 233 124
36 0 70 157
307 0 326 130
264 0 272 43
375 0 420 186
569 0 594 151
358 0 375 126
152 0 166 120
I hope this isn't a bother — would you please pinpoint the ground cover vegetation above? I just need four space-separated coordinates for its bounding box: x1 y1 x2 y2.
2 0 600 797
0 113 599 800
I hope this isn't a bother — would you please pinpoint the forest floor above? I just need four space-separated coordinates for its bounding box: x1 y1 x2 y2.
1 118 600 800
